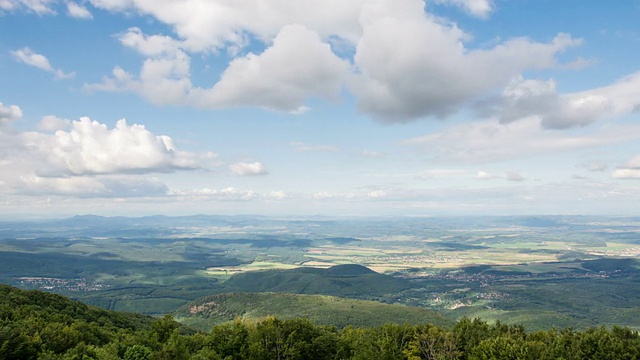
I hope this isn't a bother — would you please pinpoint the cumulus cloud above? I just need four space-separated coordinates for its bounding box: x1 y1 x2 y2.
433 0 494 18
351 0 581 122
1 116 199 184
2 0 634 127
0 102 23 124
37 115 70 132
229 161 268 176
480 72 640 129
66 1 92 19
197 24 350 113
119 27 181 56
404 117 640 164
89 24 349 113
81 0 587 122
10 47 75 79
0 112 214 198
24 117 199 176
88 0 367 51
86 50 192 105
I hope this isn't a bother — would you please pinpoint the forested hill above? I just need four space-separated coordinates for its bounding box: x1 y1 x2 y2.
220 264 412 297
3 284 640 359
173 292 453 331
0 283 153 331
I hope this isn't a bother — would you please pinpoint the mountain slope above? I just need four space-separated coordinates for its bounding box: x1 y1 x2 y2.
220 264 412 298
174 292 453 331
0 284 153 331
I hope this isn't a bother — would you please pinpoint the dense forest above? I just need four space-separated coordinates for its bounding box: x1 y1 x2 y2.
2 284 640 359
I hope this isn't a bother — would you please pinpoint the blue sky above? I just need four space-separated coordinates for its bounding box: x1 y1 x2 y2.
1 0 640 218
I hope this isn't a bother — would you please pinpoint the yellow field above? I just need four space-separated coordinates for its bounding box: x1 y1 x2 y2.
205 261 299 276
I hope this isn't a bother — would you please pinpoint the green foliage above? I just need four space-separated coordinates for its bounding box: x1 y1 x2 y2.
175 292 452 330
123 345 152 360
2 285 640 360
404 324 460 360
208 319 249 360
221 264 412 298
150 314 180 343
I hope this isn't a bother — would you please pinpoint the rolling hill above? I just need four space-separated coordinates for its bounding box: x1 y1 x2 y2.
174 292 453 331
219 264 413 299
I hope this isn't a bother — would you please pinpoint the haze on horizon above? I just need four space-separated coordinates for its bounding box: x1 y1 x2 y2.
1 0 640 219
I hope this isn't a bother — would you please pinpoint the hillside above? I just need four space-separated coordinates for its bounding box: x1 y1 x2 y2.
0 283 153 331
2 284 640 359
220 264 412 299
174 292 453 331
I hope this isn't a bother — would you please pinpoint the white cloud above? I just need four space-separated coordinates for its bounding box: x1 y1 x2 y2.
0 0 56 15
37 115 70 131
66 1 92 19
433 0 494 18
90 24 349 113
506 170 525 182
119 27 181 56
405 117 640 164
0 111 217 198
476 171 498 180
86 51 193 105
612 169 640 179
351 0 580 122
229 161 268 176
82 0 583 122
88 0 367 51
197 24 349 113
23 117 199 176
367 190 387 198
0 102 23 124
11 47 53 71
481 72 640 129
10 47 75 79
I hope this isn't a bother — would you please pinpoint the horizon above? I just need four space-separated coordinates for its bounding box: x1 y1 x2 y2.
2 1 640 218
4 212 639 222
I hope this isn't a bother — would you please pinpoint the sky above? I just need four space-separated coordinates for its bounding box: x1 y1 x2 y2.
1 0 640 218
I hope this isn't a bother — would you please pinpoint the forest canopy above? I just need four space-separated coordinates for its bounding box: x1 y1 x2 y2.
2 284 640 359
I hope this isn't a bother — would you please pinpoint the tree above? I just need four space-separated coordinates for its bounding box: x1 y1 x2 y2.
123 344 152 360
404 324 460 360
209 319 249 360
150 315 179 344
